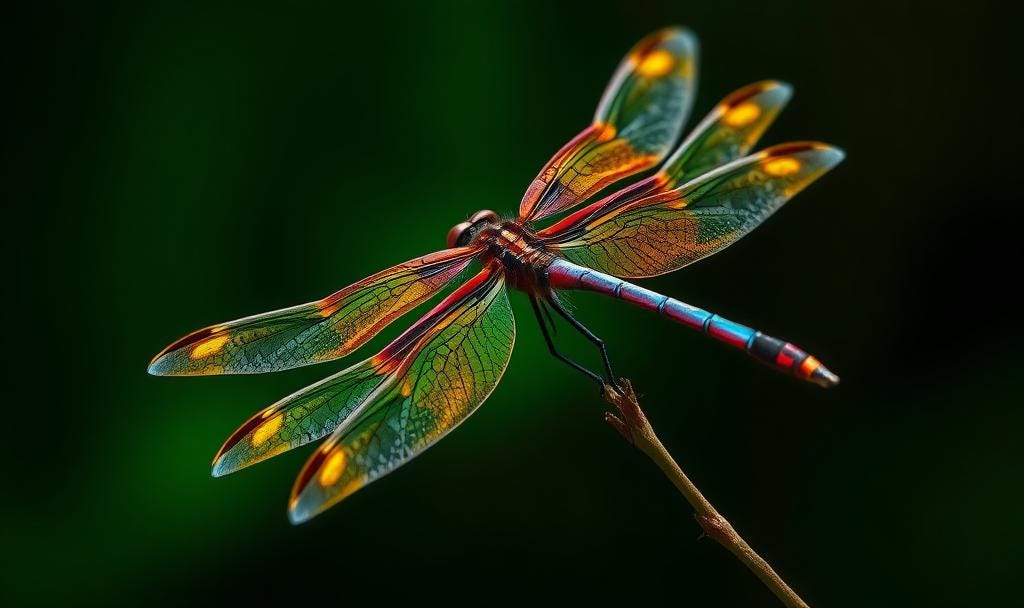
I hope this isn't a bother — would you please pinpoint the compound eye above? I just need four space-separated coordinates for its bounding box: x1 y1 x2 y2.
470 209 498 225
447 221 473 248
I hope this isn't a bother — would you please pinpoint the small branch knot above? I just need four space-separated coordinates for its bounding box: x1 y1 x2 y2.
696 513 732 544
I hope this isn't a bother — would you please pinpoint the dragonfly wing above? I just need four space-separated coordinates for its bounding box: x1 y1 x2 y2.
659 80 793 188
544 142 844 277
148 247 479 376
287 264 514 523
537 80 792 238
211 357 390 477
518 27 698 223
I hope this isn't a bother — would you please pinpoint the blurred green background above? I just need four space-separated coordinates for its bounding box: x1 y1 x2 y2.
6 1 1021 606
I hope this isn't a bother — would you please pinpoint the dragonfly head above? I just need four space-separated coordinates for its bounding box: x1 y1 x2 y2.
447 209 499 248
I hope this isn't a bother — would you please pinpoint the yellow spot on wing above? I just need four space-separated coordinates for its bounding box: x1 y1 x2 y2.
190 335 229 359
763 157 802 177
400 378 413 397
252 412 283 447
319 450 347 487
723 102 762 128
636 49 675 77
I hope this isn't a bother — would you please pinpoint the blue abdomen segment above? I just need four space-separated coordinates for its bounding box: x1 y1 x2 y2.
545 258 839 387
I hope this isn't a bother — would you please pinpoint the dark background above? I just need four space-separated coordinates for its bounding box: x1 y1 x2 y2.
6 1 1021 606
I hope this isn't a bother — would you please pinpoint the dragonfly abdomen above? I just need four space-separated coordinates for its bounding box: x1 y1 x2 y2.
546 258 839 388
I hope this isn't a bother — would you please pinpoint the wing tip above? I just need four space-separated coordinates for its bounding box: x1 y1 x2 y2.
209 420 264 478
815 143 846 168
210 454 230 478
714 80 794 125
287 443 365 524
659 25 698 43
633 26 699 61
211 432 291 478
287 448 328 525
287 497 314 525
752 79 793 102
287 479 360 525
288 478 326 525
724 79 794 107
147 353 174 376
831 146 847 166
766 80 794 107
764 141 846 167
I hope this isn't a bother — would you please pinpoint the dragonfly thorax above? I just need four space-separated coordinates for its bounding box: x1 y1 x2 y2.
448 211 554 286
479 220 556 290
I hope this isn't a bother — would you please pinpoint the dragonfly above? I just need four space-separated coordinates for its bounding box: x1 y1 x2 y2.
150 27 843 524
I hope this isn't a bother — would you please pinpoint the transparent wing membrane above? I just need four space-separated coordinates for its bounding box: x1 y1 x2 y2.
538 80 792 239
288 265 515 523
149 247 479 375
545 142 844 277
518 27 698 223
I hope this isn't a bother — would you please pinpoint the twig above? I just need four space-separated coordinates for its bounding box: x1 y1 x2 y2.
603 379 811 608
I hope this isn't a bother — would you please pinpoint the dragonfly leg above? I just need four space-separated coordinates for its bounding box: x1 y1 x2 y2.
539 296 558 336
529 294 604 388
543 291 621 391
